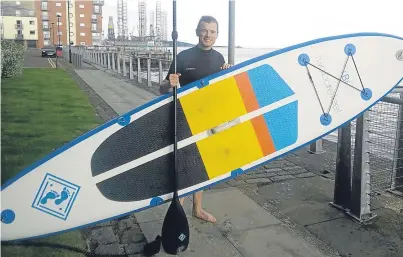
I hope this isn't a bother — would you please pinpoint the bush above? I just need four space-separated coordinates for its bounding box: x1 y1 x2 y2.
1 40 24 79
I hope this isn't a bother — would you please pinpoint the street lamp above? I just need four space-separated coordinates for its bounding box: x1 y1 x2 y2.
56 14 61 68
51 22 54 45
68 0 72 63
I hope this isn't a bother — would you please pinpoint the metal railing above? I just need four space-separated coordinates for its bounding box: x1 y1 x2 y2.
15 24 23 29
15 34 23 40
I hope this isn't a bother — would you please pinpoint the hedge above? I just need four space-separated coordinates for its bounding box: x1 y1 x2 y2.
1 40 24 79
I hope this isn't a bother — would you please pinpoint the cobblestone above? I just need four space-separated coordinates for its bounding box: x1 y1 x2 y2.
270 175 295 182
245 178 273 184
295 172 316 178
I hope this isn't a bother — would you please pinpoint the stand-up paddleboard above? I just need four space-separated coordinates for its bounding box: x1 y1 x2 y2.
2 32 402 241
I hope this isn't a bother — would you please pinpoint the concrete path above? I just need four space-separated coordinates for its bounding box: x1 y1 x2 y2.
73 65 338 257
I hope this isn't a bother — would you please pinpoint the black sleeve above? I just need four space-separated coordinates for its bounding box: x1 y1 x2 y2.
214 51 225 67
161 55 183 95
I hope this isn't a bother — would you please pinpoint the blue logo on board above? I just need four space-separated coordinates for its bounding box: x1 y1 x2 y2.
32 173 80 220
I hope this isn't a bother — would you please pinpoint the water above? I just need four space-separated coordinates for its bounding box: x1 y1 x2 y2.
143 46 401 161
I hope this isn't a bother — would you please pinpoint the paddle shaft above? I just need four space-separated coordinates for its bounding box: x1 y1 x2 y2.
172 0 179 199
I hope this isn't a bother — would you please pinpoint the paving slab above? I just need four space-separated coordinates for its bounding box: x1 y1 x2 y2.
226 224 326 257
305 216 403 257
257 176 345 226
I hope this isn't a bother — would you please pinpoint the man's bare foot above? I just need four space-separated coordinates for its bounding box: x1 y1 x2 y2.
193 209 216 223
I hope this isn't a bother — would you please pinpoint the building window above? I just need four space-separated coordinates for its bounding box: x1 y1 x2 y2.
30 20 35 25
57 32 62 36
91 23 97 31
80 23 85 27
44 40 50 46
57 22 62 26
56 12 62 17
80 32 86 36
79 4 84 8
56 3 61 7
93 5 100 13
80 14 84 17
30 30 35 35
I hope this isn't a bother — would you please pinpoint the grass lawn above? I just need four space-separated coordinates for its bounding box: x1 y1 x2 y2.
1 68 104 257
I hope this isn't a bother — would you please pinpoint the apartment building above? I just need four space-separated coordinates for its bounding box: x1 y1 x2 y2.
35 0 104 48
0 1 38 48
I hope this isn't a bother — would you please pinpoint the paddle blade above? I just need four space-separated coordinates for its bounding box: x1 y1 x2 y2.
161 198 190 255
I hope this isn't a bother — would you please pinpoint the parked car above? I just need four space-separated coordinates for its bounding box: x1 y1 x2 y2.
41 46 56 57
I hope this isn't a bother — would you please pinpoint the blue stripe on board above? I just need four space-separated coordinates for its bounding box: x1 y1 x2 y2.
247 64 294 107
263 100 298 151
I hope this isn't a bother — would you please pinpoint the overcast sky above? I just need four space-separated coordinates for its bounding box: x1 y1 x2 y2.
102 0 402 49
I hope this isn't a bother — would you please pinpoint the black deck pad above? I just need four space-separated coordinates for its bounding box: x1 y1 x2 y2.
91 101 192 176
95 143 209 202
91 101 210 202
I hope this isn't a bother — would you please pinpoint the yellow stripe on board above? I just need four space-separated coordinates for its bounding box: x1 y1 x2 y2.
179 77 248 135
196 120 264 179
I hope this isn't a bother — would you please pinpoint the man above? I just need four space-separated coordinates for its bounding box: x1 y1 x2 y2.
160 15 232 223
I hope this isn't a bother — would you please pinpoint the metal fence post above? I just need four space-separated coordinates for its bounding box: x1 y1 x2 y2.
308 139 325 154
112 52 116 71
147 53 151 87
129 55 134 80
330 123 352 211
159 60 163 85
390 93 403 194
137 56 142 83
348 111 377 223
117 53 121 74
122 53 127 77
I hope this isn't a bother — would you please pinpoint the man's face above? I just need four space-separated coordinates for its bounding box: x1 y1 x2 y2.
197 21 218 48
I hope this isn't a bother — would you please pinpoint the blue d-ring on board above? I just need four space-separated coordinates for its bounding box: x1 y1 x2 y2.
320 113 332 126
361 88 372 101
298 54 310 66
344 44 356 56
117 114 131 126
1 209 15 224
150 197 164 206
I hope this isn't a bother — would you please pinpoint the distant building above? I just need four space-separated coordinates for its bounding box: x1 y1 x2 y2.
1 0 105 48
1 1 38 48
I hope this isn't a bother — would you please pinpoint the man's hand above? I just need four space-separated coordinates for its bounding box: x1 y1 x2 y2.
169 73 181 88
221 63 232 70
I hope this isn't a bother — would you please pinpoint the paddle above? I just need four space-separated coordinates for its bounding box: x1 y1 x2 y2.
142 0 190 255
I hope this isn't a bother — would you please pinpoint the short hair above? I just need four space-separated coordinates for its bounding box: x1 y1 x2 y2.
196 16 219 33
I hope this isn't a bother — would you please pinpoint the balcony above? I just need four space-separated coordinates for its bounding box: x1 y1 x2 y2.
41 5 48 11
42 15 49 21
93 8 102 14
42 25 50 30
15 24 23 29
91 17 97 23
15 34 24 40
91 27 99 32
93 0 104 6
43 35 51 40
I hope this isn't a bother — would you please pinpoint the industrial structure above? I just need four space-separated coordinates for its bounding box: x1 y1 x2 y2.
138 0 147 38
108 16 115 40
161 10 167 41
117 0 127 40
149 10 154 38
